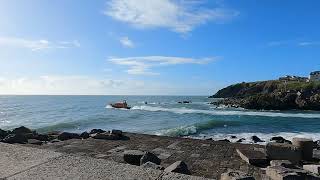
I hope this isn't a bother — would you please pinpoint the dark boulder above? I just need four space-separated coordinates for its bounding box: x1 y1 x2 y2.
123 150 144 166
111 129 123 137
251 136 264 143
80 132 90 139
28 139 43 145
12 126 32 134
231 135 237 139
219 139 230 142
270 136 292 144
2 134 28 144
0 129 9 139
57 132 80 141
164 161 191 175
140 152 161 165
89 129 106 134
92 132 121 140
34 134 50 141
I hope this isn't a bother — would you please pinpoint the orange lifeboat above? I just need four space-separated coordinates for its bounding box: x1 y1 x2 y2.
110 100 131 109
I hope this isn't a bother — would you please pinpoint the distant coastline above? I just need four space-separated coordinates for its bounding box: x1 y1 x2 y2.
210 73 320 111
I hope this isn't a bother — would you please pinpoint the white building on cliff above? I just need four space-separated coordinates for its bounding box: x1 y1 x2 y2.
310 71 320 81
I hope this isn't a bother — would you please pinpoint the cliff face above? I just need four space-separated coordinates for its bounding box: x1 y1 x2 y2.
210 80 320 110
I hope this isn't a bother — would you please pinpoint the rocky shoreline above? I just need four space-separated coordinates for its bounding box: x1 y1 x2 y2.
2 126 320 179
210 80 320 110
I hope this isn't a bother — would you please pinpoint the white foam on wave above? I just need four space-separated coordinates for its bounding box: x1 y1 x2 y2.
105 105 130 110
131 105 320 118
194 132 320 145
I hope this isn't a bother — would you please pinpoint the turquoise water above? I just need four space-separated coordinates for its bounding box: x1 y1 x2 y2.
1 95 320 143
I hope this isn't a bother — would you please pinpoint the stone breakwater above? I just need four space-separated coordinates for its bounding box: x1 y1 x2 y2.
2 126 320 179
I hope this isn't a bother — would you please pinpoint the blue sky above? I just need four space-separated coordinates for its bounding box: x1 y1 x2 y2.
0 0 319 95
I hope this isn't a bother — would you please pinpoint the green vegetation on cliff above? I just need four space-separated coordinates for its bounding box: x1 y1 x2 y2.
210 80 320 110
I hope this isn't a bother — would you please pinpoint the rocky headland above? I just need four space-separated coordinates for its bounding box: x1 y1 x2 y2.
210 79 320 110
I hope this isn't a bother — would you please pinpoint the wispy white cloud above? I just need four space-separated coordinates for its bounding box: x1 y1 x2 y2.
0 37 80 51
267 40 320 47
108 56 216 75
119 36 134 48
104 0 239 33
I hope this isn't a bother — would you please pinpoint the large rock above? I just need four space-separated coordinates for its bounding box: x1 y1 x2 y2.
92 132 121 140
123 150 144 166
1 134 28 144
111 129 123 137
57 132 80 141
89 129 106 134
236 149 268 166
34 134 50 141
164 161 191 175
12 126 32 135
292 138 313 161
80 132 90 139
140 152 161 165
270 136 292 144
251 136 264 143
266 143 302 164
220 170 255 180
0 129 9 139
141 162 164 170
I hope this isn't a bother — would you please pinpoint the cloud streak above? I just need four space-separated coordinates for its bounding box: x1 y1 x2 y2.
104 0 238 33
0 37 80 51
108 56 216 75
119 36 134 48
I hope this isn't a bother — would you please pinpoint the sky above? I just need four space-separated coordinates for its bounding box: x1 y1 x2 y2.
0 0 319 95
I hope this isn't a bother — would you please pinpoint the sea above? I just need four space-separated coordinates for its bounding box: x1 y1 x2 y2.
1 95 320 144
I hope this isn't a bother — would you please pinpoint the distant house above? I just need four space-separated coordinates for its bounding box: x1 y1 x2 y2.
310 71 320 81
279 75 308 82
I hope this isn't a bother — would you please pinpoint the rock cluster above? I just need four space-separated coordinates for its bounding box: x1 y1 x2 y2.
123 150 191 175
236 138 320 180
0 126 127 145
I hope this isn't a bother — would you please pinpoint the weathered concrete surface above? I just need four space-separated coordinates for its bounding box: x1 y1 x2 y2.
8 155 212 180
0 142 213 180
0 142 62 179
236 149 268 166
29 132 265 179
266 143 302 164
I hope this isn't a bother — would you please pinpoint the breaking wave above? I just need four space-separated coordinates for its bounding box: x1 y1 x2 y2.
132 106 320 118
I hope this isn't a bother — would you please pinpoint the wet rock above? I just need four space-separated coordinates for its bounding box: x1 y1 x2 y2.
237 138 245 143
251 136 264 143
34 134 50 141
0 129 9 139
141 162 164 170
220 170 255 180
231 135 237 139
89 129 106 134
292 138 313 161
2 134 28 144
205 138 213 141
140 152 161 165
266 143 302 164
123 150 144 166
92 132 121 140
164 161 191 175
12 126 32 135
57 132 80 141
219 139 230 142
80 132 90 139
111 129 123 137
270 136 292 144
28 139 43 145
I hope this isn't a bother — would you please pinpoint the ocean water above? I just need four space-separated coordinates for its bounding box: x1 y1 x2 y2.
1 95 320 144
